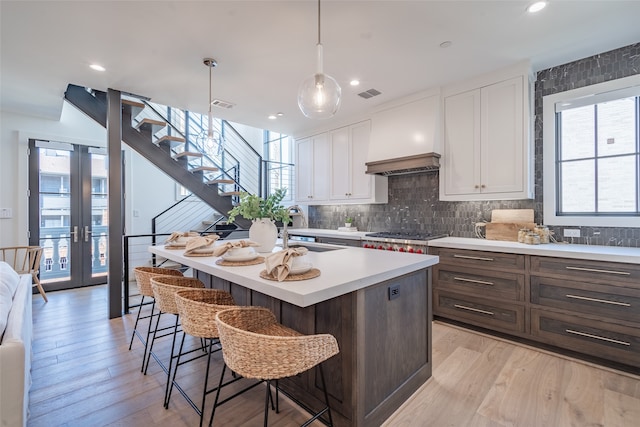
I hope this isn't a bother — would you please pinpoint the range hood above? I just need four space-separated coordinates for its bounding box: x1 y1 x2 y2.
366 93 441 176
366 152 440 176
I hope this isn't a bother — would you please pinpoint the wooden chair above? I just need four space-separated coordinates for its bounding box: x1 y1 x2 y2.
214 307 339 427
0 246 47 302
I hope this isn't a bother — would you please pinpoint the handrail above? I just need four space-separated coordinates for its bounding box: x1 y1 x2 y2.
223 120 262 158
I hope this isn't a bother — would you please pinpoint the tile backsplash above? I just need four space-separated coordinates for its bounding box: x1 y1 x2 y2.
308 42 640 248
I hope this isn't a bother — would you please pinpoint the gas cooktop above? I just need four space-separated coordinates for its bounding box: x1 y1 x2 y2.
365 231 446 241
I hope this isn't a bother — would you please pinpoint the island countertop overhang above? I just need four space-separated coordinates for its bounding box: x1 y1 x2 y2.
149 243 439 307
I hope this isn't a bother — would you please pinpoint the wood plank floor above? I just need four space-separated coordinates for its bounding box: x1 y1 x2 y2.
28 285 639 427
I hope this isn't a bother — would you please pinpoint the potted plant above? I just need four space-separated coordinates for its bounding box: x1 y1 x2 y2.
345 217 354 228
227 189 290 252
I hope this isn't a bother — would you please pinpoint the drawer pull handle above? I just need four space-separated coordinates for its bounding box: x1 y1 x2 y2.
565 266 631 276
454 304 494 316
565 294 631 307
565 329 631 346
454 276 494 286
453 254 494 262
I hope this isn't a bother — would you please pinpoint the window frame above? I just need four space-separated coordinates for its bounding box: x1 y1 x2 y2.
543 74 640 227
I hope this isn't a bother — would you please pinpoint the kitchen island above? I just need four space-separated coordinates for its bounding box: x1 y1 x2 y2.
149 243 439 427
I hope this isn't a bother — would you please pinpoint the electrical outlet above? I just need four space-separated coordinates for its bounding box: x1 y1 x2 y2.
564 229 581 238
388 285 400 300
0 208 12 219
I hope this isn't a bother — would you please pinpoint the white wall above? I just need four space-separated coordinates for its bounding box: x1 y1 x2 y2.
0 101 177 248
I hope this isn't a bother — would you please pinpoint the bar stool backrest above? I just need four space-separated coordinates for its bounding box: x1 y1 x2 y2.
133 266 183 297
150 276 204 314
174 288 237 339
215 307 339 381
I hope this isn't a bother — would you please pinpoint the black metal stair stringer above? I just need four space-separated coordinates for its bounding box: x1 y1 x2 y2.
64 84 251 229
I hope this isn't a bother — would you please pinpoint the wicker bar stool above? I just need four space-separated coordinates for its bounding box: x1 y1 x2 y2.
172 288 246 427
129 266 183 371
214 307 339 427
147 276 205 406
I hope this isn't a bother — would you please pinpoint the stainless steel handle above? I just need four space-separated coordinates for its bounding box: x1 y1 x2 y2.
454 276 494 286
565 266 631 276
453 254 494 262
565 294 631 307
325 241 348 246
84 226 92 242
565 329 630 346
454 304 494 316
70 225 79 243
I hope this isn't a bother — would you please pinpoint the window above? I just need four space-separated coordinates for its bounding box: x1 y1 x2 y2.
264 131 294 202
543 74 640 227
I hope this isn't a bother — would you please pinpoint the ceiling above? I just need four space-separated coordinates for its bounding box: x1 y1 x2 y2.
2 1 640 137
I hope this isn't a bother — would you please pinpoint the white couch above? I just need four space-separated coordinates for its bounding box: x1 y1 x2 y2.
0 261 33 427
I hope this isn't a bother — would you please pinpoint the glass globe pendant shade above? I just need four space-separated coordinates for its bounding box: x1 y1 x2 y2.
298 42 341 119
298 72 341 119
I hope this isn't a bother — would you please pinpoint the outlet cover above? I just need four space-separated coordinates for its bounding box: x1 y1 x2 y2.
0 208 12 219
564 229 581 238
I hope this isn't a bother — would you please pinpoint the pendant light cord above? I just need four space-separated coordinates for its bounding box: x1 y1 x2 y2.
317 0 321 45
208 63 212 114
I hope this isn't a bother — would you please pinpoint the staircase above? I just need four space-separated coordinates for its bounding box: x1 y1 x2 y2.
64 84 253 229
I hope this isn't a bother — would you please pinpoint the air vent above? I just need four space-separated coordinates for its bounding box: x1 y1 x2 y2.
211 99 235 109
358 88 382 99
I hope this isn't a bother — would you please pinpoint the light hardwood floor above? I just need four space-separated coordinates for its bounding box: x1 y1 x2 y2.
28 285 639 427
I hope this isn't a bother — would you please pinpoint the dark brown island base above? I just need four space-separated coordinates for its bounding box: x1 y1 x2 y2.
150 243 439 426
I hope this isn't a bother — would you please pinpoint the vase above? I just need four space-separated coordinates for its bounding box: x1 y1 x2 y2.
249 218 278 253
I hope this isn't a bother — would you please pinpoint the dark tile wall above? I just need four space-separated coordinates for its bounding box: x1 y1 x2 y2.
309 42 640 247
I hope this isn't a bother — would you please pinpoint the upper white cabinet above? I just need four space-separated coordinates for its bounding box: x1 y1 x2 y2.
295 121 387 205
330 121 388 203
440 63 533 201
295 133 329 203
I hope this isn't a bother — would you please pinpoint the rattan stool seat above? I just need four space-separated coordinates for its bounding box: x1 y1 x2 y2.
129 266 184 372
169 288 240 427
215 307 339 426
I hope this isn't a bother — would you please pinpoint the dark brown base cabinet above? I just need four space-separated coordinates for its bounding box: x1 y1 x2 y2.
195 268 433 427
431 247 640 373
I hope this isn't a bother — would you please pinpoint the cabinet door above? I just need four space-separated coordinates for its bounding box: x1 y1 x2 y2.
329 127 351 200
295 134 329 202
295 137 313 202
442 89 482 196
312 134 330 201
348 121 372 199
481 76 524 194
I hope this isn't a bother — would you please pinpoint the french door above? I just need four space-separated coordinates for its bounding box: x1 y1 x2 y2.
28 140 110 290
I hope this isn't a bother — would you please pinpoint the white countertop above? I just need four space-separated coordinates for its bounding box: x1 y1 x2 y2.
428 237 640 264
149 242 439 307
287 228 369 240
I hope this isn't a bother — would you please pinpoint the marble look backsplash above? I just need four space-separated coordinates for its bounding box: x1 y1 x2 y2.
308 42 640 248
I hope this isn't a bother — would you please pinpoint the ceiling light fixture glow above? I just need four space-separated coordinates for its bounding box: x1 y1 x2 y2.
297 0 341 119
527 1 547 13
89 64 105 72
268 115 277 120
350 79 360 86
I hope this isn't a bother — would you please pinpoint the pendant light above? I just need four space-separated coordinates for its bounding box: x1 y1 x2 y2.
200 57 224 155
297 0 341 119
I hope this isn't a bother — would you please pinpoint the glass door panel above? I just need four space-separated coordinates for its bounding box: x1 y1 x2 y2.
29 140 109 290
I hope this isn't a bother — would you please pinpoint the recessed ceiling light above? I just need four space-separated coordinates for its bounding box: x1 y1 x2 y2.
268 115 277 120
89 64 106 72
276 112 284 117
350 79 360 86
527 1 547 13
439 41 453 49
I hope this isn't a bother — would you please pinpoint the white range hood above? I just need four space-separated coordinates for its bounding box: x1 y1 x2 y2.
366 93 441 176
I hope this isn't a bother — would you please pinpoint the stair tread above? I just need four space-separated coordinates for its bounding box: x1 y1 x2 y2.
206 179 235 185
221 191 241 197
157 135 186 145
191 166 219 172
135 118 166 131
122 99 145 108
173 151 203 159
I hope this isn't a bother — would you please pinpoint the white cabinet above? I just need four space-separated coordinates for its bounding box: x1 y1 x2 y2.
295 133 329 203
441 73 533 201
329 121 388 203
